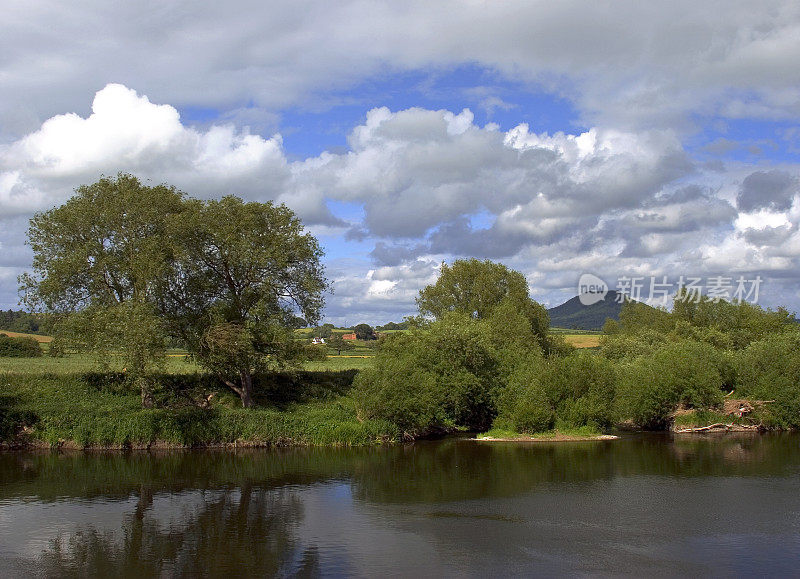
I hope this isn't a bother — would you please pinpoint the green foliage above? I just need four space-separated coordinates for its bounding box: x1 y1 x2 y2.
495 352 617 434
600 329 668 360
494 360 553 433
326 334 353 355
0 334 43 357
0 309 50 334
618 300 675 334
314 323 334 339
21 174 184 314
616 340 725 429
672 409 734 429
304 343 328 362
672 289 795 349
351 323 376 340
159 196 328 407
354 313 502 436
0 370 394 448
735 333 800 428
416 259 551 354
21 177 327 409
375 321 409 331
20 174 185 403
611 291 796 350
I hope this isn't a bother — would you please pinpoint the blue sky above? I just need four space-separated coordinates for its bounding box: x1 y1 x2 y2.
1 1 799 324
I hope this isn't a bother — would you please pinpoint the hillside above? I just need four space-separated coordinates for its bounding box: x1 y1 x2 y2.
547 291 625 330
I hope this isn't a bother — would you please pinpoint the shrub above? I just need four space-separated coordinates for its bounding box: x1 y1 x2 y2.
494 358 553 433
600 330 667 361
549 353 617 429
735 333 800 428
495 352 617 434
0 334 43 357
304 344 328 361
353 313 501 436
616 339 724 429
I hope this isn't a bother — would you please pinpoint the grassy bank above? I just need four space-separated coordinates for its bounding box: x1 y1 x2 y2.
476 425 615 442
0 369 397 449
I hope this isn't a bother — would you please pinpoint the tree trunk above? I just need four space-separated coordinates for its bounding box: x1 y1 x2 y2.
137 375 154 408
219 371 255 408
140 385 154 408
239 370 254 408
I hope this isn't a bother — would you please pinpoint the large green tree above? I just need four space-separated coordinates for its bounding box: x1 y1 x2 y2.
159 196 328 407
416 259 552 353
20 174 185 405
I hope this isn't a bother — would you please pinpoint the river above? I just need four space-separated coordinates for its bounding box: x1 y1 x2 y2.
1 433 799 577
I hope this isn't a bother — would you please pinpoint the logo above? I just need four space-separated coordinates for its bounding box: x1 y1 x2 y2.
578 273 608 306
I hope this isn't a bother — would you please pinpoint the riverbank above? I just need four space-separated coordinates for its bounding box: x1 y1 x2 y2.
0 370 398 449
0 366 791 451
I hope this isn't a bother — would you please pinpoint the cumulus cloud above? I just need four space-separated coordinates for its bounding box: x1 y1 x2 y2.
0 84 343 224
294 107 692 246
3 84 800 315
2 0 800 140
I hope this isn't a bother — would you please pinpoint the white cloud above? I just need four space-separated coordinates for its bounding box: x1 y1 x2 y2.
2 85 800 317
293 107 691 241
0 84 345 222
2 1 800 139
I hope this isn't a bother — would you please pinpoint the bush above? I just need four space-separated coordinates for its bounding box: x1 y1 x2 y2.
616 339 725 429
549 353 617 429
0 334 43 357
304 344 328 361
495 352 617 434
600 330 667 361
735 333 800 428
494 358 553 433
353 313 501 436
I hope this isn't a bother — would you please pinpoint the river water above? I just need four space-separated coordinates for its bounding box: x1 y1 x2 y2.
1 433 799 577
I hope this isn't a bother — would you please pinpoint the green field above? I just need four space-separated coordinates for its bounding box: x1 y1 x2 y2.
0 353 202 375
0 352 372 375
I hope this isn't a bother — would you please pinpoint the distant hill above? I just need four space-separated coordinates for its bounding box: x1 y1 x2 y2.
547 291 626 331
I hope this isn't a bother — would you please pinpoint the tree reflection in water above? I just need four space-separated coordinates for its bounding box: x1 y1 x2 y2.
2 434 797 576
38 483 319 577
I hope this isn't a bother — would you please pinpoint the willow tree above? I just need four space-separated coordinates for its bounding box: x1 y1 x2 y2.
20 174 185 405
159 196 328 407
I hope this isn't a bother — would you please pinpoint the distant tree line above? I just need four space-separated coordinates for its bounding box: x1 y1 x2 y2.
0 310 51 335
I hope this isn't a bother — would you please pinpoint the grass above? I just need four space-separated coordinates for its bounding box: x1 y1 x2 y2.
0 336 383 448
673 410 738 429
0 369 397 448
563 334 601 348
477 424 609 441
0 352 202 374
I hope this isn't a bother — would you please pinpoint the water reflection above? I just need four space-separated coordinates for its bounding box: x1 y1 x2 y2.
1 434 799 576
36 485 317 577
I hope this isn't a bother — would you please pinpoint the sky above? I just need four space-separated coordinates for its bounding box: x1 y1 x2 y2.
1 0 799 325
